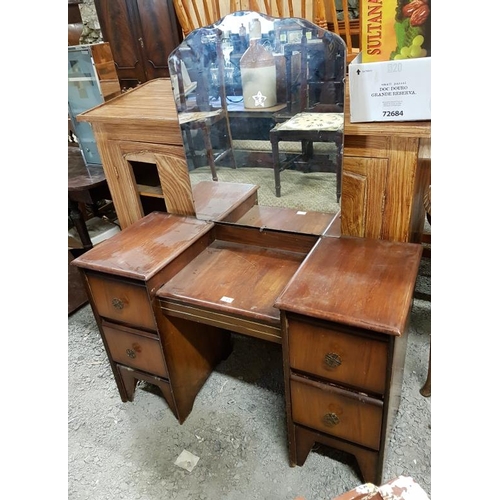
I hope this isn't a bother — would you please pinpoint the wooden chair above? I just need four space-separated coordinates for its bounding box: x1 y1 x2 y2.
68 0 84 46
269 27 345 200
420 182 431 398
172 1 360 64
319 1 360 64
415 139 430 397
169 27 236 181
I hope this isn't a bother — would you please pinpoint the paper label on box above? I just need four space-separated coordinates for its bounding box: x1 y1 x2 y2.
349 54 430 122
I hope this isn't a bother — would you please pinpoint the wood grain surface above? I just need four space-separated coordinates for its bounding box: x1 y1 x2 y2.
276 236 423 335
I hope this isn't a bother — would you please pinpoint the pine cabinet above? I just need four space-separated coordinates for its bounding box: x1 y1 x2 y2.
341 80 431 243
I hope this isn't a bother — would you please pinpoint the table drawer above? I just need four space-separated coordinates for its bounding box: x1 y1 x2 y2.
290 377 383 450
102 322 168 378
87 274 156 330
288 320 387 394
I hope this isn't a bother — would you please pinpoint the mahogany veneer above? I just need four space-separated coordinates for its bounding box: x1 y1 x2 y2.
233 205 336 235
72 212 231 423
156 223 317 344
275 236 423 484
73 206 423 485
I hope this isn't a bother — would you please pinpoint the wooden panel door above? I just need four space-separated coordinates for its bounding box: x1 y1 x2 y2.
94 0 146 88
94 0 182 89
135 0 182 81
340 157 388 239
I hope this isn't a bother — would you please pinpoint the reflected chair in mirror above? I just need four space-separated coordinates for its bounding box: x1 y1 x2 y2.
269 26 345 200
169 28 236 181
173 1 283 37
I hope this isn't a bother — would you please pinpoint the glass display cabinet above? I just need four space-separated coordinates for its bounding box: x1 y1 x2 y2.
68 43 120 166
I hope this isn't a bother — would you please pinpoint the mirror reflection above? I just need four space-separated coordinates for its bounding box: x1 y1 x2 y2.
169 11 346 233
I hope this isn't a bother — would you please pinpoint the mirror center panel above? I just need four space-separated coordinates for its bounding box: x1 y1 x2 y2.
169 11 346 235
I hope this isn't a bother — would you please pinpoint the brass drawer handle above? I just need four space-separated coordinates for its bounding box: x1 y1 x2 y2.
112 298 124 310
126 348 136 359
324 352 342 368
323 412 340 426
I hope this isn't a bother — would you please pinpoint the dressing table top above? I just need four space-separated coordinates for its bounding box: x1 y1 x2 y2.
275 236 423 336
73 212 213 280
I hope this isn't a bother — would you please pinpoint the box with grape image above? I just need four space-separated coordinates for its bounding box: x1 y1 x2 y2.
361 0 431 63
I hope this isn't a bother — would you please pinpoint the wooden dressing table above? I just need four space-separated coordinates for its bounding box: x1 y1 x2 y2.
73 209 422 484
73 13 427 485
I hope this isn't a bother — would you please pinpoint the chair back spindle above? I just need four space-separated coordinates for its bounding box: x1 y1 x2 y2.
173 1 359 63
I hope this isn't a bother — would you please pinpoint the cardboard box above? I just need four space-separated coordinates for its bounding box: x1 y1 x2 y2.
361 0 431 63
348 52 430 123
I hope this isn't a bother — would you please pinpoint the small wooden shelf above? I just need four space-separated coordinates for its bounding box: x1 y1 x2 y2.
156 223 317 343
234 205 335 235
137 184 163 198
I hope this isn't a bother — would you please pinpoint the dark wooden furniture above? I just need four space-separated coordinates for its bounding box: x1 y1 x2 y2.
69 250 88 314
71 13 427 485
270 111 343 201
275 236 422 484
68 147 111 251
73 209 422 484
68 0 83 46
72 213 230 423
94 0 183 90
156 222 318 344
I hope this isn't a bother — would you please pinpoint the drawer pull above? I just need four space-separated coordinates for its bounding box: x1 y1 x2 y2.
323 412 340 426
112 298 124 310
126 348 136 359
324 352 342 368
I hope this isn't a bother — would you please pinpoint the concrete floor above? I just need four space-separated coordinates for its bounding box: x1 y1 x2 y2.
67 258 431 500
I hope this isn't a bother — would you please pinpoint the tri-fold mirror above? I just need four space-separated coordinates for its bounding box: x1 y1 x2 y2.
168 11 346 234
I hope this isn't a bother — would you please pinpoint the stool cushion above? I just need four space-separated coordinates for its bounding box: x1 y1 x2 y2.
272 112 344 132
178 109 222 125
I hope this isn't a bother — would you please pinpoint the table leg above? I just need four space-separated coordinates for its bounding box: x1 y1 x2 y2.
69 198 93 251
335 136 343 202
200 122 218 182
270 132 281 197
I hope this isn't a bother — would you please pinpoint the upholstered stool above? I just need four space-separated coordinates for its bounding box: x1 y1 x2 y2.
269 112 344 201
